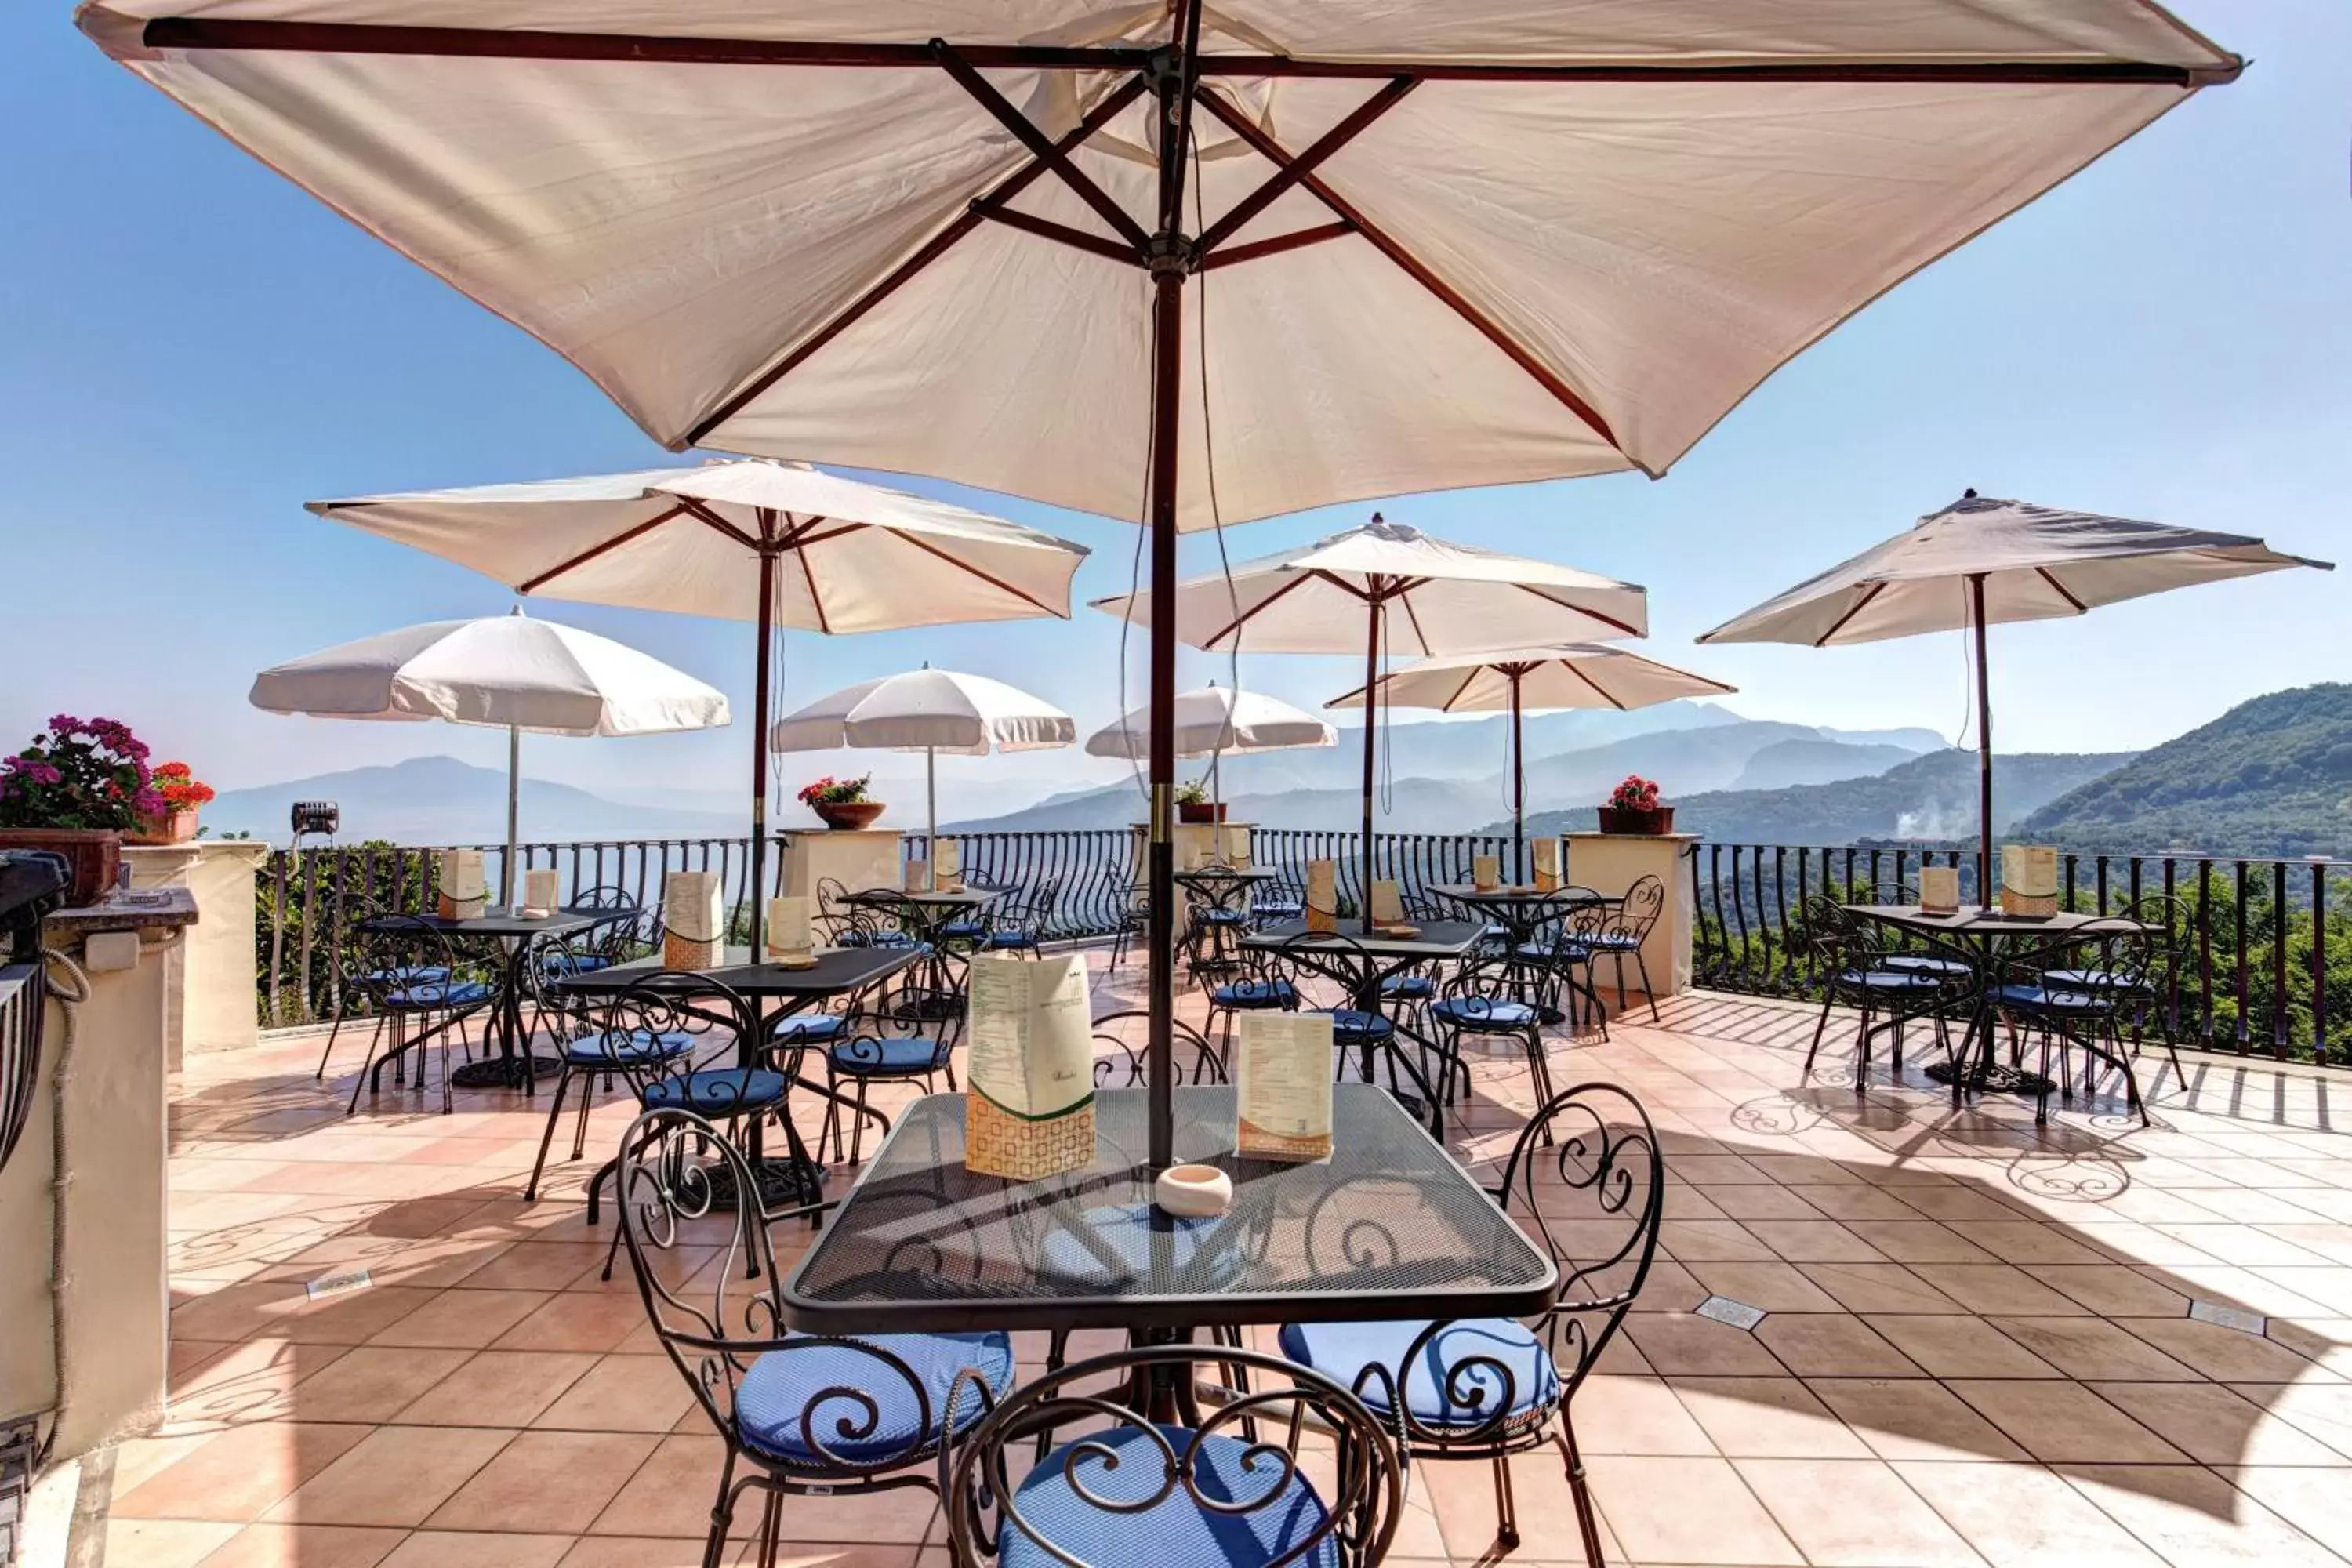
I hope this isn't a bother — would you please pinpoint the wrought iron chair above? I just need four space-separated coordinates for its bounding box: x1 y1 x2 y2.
980 877 1061 956
1105 887 1151 970
1088 1007 1225 1088
1200 941 1299 1070
1797 895 1955 1094
1997 918 2154 1126
614 1108 1014 1568
1429 946 1547 1138
2038 892 2190 1089
537 884 651 980
314 894 452 1082
1869 873 1975 987
522 946 710 1201
1250 869 1305 930
342 917 491 1116
1276 1082 1662 1564
1585 876 1665 1022
1275 931 1443 1135
817 1011 957 1166
944 1343 1403 1568
1512 895 1610 1040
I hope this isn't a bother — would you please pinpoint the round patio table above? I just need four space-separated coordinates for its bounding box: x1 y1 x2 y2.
359 906 612 1092
1427 883 1617 1025
839 884 1003 1019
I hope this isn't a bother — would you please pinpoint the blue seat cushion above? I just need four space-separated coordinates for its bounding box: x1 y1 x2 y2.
770 1013 849 1044
639 1068 788 1113
539 951 612 975
387 979 489 1008
736 1330 1013 1468
828 1035 949 1074
1279 1317 1561 1431
1211 978 1296 1009
1381 975 1435 1000
985 928 1040 948
1839 969 1945 993
1432 996 1539 1030
1193 908 1249 927
1885 954 1971 977
564 1029 693 1066
1323 1008 1393 1042
1254 898 1303 916
1994 982 2106 1013
937 920 989 941
365 964 450 985
1516 942 1592 964
1004 1423 1340 1568
2042 967 2136 992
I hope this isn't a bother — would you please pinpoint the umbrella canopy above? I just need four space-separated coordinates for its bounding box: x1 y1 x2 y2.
251 612 731 903
770 668 1075 842
90 0 2239 1166
1328 644 1733 876
1095 517 1650 902
1698 492 2331 891
308 459 1088 952
1085 687 1335 760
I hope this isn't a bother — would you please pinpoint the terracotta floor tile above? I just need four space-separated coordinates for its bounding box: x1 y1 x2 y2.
1864 1316 2062 1379
1805 1377 2031 1462
1570 1374 1718 1455
2230 1380 2352 1458
366 1287 550 1348
1797 1262 1961 1315
1668 1377 1875 1457
491 1290 648 1353
1662 1219 1777 1261
1624 1312 1788 1377
1751 1312 1921 1377
1739 1218 1889 1262
427 1429 659 1534
1907 1264 2092 1316
2116 1317 2335 1384
1700 1185 1828 1221
2023 1264 2194 1318
1733 1457 1982 1566
2063 1464 2344 1568
585 1435 731 1537
377 1531 575 1568
1944 1379 2188 1464
1417 1446 1605 1562
113 1421 374 1522
1893 1461 2165 1567
285 1347 473 1425
161 1341 351 1434
1985 1316 2203 1381
532 1354 696 1432
1683 1260 1845 1313
2220 1465 2352 1554
264 1425 514 1526
2087 1381 2349 1467
393 1348 600 1426
98 1519 241 1568
452 1240 609 1291
1581 1454 1804 1565
192 1523 406 1568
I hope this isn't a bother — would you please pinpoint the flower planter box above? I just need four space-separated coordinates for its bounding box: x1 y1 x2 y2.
0 828 121 908
128 810 200 847
813 800 886 831
1177 801 1227 825
1596 806 1675 836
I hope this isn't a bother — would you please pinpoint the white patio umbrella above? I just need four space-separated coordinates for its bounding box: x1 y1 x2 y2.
1329 644 1736 879
1085 684 1334 807
769 666 1075 845
1095 517 1648 910
306 459 1087 951
249 611 731 907
89 0 2239 1167
1698 491 2330 894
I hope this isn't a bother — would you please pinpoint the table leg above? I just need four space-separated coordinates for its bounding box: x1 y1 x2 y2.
449 937 567 1092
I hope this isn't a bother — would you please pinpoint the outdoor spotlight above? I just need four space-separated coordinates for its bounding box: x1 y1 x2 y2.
290 800 340 838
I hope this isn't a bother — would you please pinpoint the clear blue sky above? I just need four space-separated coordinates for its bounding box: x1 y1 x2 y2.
5 2 2346 812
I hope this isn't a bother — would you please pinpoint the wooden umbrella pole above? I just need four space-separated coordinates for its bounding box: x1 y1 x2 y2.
503 724 521 912
1360 588 1381 928
1972 572 1993 903
1510 670 1526 884
750 549 775 957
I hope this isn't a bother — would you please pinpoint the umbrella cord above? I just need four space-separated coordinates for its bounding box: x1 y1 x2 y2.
1953 600 1976 752
1193 131 1246 792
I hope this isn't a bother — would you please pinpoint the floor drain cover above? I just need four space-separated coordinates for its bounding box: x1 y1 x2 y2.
2189 1300 2267 1336
1695 1295 1767 1331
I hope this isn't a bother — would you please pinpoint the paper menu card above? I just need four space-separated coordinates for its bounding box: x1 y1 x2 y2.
662 870 725 970
437 849 488 921
1918 866 1960 914
1369 879 1406 926
1236 1011 1334 1163
765 895 815 965
904 858 932 893
1532 837 1562 891
520 868 559 920
1305 858 1338 932
933 839 961 889
1472 854 1500 892
2000 844 2060 916
964 953 1097 1179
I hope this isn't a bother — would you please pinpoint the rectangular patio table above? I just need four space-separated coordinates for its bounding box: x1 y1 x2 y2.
551 943 922 1206
837 885 1003 1018
782 1084 1559 1337
1843 905 2150 1112
360 906 609 1092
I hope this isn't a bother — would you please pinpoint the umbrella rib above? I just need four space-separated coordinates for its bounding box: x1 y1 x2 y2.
1556 656 1629 711
1396 590 1435 656
514 499 689 593
1198 571 1319 648
796 544 834 635
1193 77 1417 257
974 205 1146 267
931 42 1150 255
677 497 764 553
1513 583 1641 638
1196 222 1357 271
131 21 2238 87
684 75 1146 446
1811 580 1889 646
893 532 1065 619
1445 663 1486 713
1192 87 1628 463
2036 565 2089 612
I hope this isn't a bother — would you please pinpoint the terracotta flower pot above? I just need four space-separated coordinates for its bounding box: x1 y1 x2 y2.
1596 805 1674 836
0 828 122 907
812 800 885 831
1177 801 1227 825
128 809 200 847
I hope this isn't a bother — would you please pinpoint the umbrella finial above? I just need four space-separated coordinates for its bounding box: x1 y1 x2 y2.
1963 488 1977 499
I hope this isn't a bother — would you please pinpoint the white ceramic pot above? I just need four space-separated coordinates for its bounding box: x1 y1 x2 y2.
1153 1163 1234 1218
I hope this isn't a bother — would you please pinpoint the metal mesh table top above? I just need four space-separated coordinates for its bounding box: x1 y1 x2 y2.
1429 884 1613 908
553 944 918 999
784 1086 1559 1334
361 909 606 939
1846 905 2150 940
1238 920 1486 960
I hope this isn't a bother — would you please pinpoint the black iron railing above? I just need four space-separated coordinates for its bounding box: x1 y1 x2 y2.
1691 842 2347 1065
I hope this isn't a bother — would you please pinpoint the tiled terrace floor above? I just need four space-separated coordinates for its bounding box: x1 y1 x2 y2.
110 962 2352 1567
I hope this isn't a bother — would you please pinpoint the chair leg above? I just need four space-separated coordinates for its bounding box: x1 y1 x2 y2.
1556 1410 1606 1568
1490 1449 1521 1548
568 1064 600 1160
848 1077 873 1165
700 1453 739 1568
1804 993 1836 1077
1610 950 1630 1012
1634 949 1662 1024
524 1067 575 1203
755 1486 782 1568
